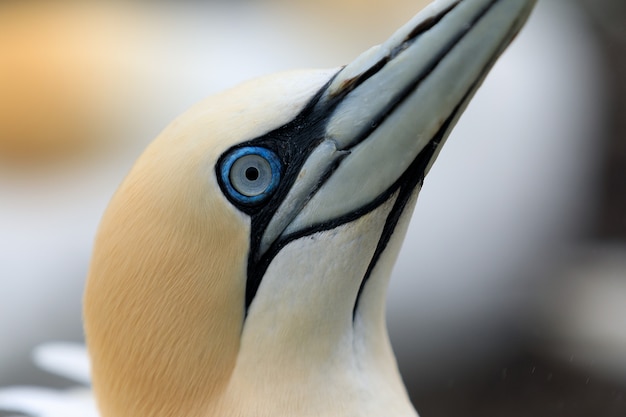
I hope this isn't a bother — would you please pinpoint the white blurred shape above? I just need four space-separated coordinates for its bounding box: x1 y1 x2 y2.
33 343 90 386
0 386 96 417
0 344 93 417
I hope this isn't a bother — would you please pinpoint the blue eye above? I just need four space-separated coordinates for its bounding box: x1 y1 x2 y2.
220 147 281 205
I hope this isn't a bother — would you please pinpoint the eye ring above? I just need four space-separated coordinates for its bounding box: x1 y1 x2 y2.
220 147 281 205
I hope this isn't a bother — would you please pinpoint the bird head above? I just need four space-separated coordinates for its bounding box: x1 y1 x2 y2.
83 0 536 416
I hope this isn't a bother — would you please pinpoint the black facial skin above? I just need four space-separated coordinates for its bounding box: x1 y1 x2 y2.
215 0 503 317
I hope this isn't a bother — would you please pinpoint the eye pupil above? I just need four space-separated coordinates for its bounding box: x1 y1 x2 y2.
245 167 260 181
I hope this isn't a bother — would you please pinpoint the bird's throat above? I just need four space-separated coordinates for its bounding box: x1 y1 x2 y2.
218 193 418 416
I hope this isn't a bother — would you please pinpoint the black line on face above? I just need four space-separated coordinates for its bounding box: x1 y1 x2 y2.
351 104 451 319
214 0 503 315
215 75 346 311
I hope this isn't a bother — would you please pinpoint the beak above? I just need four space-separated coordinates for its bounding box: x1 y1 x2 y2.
259 0 536 255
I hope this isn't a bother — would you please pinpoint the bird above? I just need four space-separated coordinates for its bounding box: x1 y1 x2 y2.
0 0 536 416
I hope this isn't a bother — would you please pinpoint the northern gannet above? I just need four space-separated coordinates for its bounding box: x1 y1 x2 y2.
2 0 536 416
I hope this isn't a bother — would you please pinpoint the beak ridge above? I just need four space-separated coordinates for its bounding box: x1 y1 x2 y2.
260 0 536 255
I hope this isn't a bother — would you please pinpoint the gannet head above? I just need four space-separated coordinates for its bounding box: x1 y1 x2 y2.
83 0 536 416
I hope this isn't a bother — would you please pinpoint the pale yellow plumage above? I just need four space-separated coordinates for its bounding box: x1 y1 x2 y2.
84 70 337 417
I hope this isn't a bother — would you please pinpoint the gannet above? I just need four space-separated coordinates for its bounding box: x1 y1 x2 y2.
2 0 536 416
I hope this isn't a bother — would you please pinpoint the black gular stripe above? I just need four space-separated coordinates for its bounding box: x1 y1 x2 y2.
353 0 526 316
215 0 502 315
353 89 465 318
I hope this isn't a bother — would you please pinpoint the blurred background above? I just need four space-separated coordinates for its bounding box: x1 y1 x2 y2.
0 0 624 416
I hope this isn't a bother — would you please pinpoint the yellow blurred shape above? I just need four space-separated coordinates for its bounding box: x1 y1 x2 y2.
268 0 431 44
0 0 431 166
0 2 148 165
